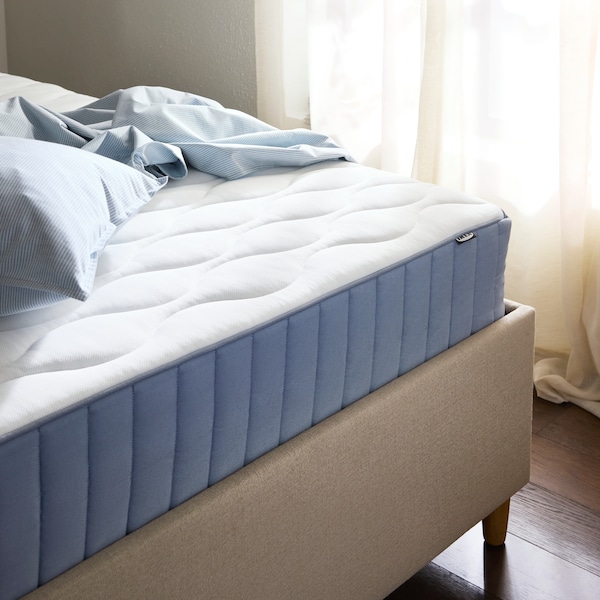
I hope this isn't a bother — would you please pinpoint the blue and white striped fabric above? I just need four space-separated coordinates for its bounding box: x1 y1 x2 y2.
0 137 165 316
0 87 354 180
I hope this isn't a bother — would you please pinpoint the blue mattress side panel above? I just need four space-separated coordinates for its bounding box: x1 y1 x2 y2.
127 371 179 533
343 280 378 407
0 432 41 600
209 336 254 486
86 387 134 556
170 353 216 507
313 295 350 423
39 409 89 584
473 217 511 331
245 321 288 463
279 305 320 443
0 217 511 599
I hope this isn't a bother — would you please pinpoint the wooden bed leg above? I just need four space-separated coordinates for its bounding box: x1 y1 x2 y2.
482 499 510 546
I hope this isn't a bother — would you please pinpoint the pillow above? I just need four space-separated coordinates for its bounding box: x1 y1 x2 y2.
0 137 165 316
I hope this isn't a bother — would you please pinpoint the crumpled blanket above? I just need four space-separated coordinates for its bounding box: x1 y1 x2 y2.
0 86 354 180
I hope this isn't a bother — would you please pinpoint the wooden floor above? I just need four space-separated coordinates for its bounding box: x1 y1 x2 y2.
386 393 600 600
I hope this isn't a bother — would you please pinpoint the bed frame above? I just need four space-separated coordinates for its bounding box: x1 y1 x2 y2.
22 300 534 600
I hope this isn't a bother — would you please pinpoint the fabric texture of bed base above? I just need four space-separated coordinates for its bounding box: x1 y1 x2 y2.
0 217 510 600
21 302 535 600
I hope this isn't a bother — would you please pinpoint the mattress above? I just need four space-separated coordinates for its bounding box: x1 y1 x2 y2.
0 74 510 600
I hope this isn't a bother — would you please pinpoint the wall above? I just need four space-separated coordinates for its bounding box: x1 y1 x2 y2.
0 0 7 72
4 0 257 115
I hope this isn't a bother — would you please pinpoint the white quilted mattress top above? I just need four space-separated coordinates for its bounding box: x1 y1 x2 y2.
0 74 504 438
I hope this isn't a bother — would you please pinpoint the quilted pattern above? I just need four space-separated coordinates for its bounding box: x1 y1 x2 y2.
0 162 506 438
0 218 509 599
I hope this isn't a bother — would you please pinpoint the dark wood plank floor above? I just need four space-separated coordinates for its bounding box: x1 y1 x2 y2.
386 393 600 600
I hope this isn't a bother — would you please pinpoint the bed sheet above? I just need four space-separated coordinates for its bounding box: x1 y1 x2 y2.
0 74 506 441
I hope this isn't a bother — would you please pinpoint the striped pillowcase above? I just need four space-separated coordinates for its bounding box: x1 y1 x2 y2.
0 137 165 316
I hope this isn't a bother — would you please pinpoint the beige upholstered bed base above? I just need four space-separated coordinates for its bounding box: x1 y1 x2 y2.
24 301 534 600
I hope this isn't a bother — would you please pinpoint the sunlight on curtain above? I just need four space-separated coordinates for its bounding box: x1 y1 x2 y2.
536 0 600 415
256 0 600 416
255 0 310 129
307 0 423 173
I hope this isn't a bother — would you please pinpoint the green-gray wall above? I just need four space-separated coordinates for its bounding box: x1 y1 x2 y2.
4 0 257 115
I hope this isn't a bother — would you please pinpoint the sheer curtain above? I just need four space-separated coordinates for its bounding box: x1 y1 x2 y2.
256 0 600 417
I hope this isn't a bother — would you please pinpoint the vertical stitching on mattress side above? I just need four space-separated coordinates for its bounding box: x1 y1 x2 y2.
125 385 135 533
426 253 434 358
207 350 218 487
493 221 504 320
470 234 479 335
444 246 452 349
341 290 351 405
243 334 255 464
310 303 322 426
36 428 42 587
168 366 180 509
84 406 91 558
449 242 456 349
277 318 290 445
369 275 380 393
208 352 216 490
397 268 407 377
436 241 450 352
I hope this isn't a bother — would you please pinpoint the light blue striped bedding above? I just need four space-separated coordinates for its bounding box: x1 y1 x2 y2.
0 137 165 315
0 86 352 316
0 86 353 180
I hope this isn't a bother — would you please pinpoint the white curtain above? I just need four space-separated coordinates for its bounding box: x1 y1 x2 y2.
256 0 600 417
